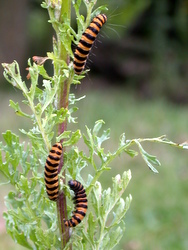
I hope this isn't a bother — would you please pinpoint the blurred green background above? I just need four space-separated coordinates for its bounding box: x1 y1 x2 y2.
0 0 188 249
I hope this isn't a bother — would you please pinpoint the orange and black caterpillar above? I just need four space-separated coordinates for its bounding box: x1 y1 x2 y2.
73 13 107 74
64 180 88 227
44 143 62 201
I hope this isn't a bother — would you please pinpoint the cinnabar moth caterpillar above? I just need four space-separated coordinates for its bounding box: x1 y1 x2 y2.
73 13 107 74
64 180 88 227
44 143 62 201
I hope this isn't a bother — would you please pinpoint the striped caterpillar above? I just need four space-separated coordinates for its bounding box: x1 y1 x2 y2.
73 14 107 74
44 143 62 201
64 180 88 227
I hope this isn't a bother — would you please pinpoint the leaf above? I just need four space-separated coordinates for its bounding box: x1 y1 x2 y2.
41 80 58 113
111 195 132 227
38 65 52 79
27 63 39 101
93 120 105 135
10 229 33 249
96 129 110 148
135 140 160 173
91 181 102 215
69 93 85 105
2 130 19 147
2 61 28 93
9 100 31 118
102 225 125 249
83 126 94 153
124 149 138 158
63 129 81 146
56 130 71 142
87 212 98 244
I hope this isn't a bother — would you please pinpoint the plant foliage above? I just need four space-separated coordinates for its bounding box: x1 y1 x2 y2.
0 0 187 249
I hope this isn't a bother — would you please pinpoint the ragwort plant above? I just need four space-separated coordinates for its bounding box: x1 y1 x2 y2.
0 0 187 249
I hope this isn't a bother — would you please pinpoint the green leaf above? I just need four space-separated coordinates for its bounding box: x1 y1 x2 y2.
2 61 28 93
83 126 95 153
38 65 52 79
0 150 10 180
9 100 31 118
27 63 39 101
124 149 138 158
93 120 105 135
135 140 160 173
9 229 33 249
41 79 58 113
91 181 102 215
63 129 81 146
2 130 19 146
103 225 125 249
87 212 98 244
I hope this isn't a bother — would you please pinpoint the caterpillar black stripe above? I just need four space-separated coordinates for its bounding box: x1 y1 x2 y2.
73 13 107 74
64 180 88 227
44 142 62 201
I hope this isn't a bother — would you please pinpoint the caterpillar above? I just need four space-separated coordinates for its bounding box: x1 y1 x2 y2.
64 180 88 227
73 13 107 74
44 142 62 201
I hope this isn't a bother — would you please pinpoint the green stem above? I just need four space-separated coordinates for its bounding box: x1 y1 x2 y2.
87 135 184 195
86 142 132 194
23 94 51 151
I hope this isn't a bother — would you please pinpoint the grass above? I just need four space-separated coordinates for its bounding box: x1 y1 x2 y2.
0 85 188 249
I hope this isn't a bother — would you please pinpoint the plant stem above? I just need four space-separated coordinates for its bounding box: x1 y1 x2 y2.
47 0 72 248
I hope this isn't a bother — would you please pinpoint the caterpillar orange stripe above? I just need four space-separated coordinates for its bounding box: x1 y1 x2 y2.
74 13 107 74
44 143 62 201
64 180 88 227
